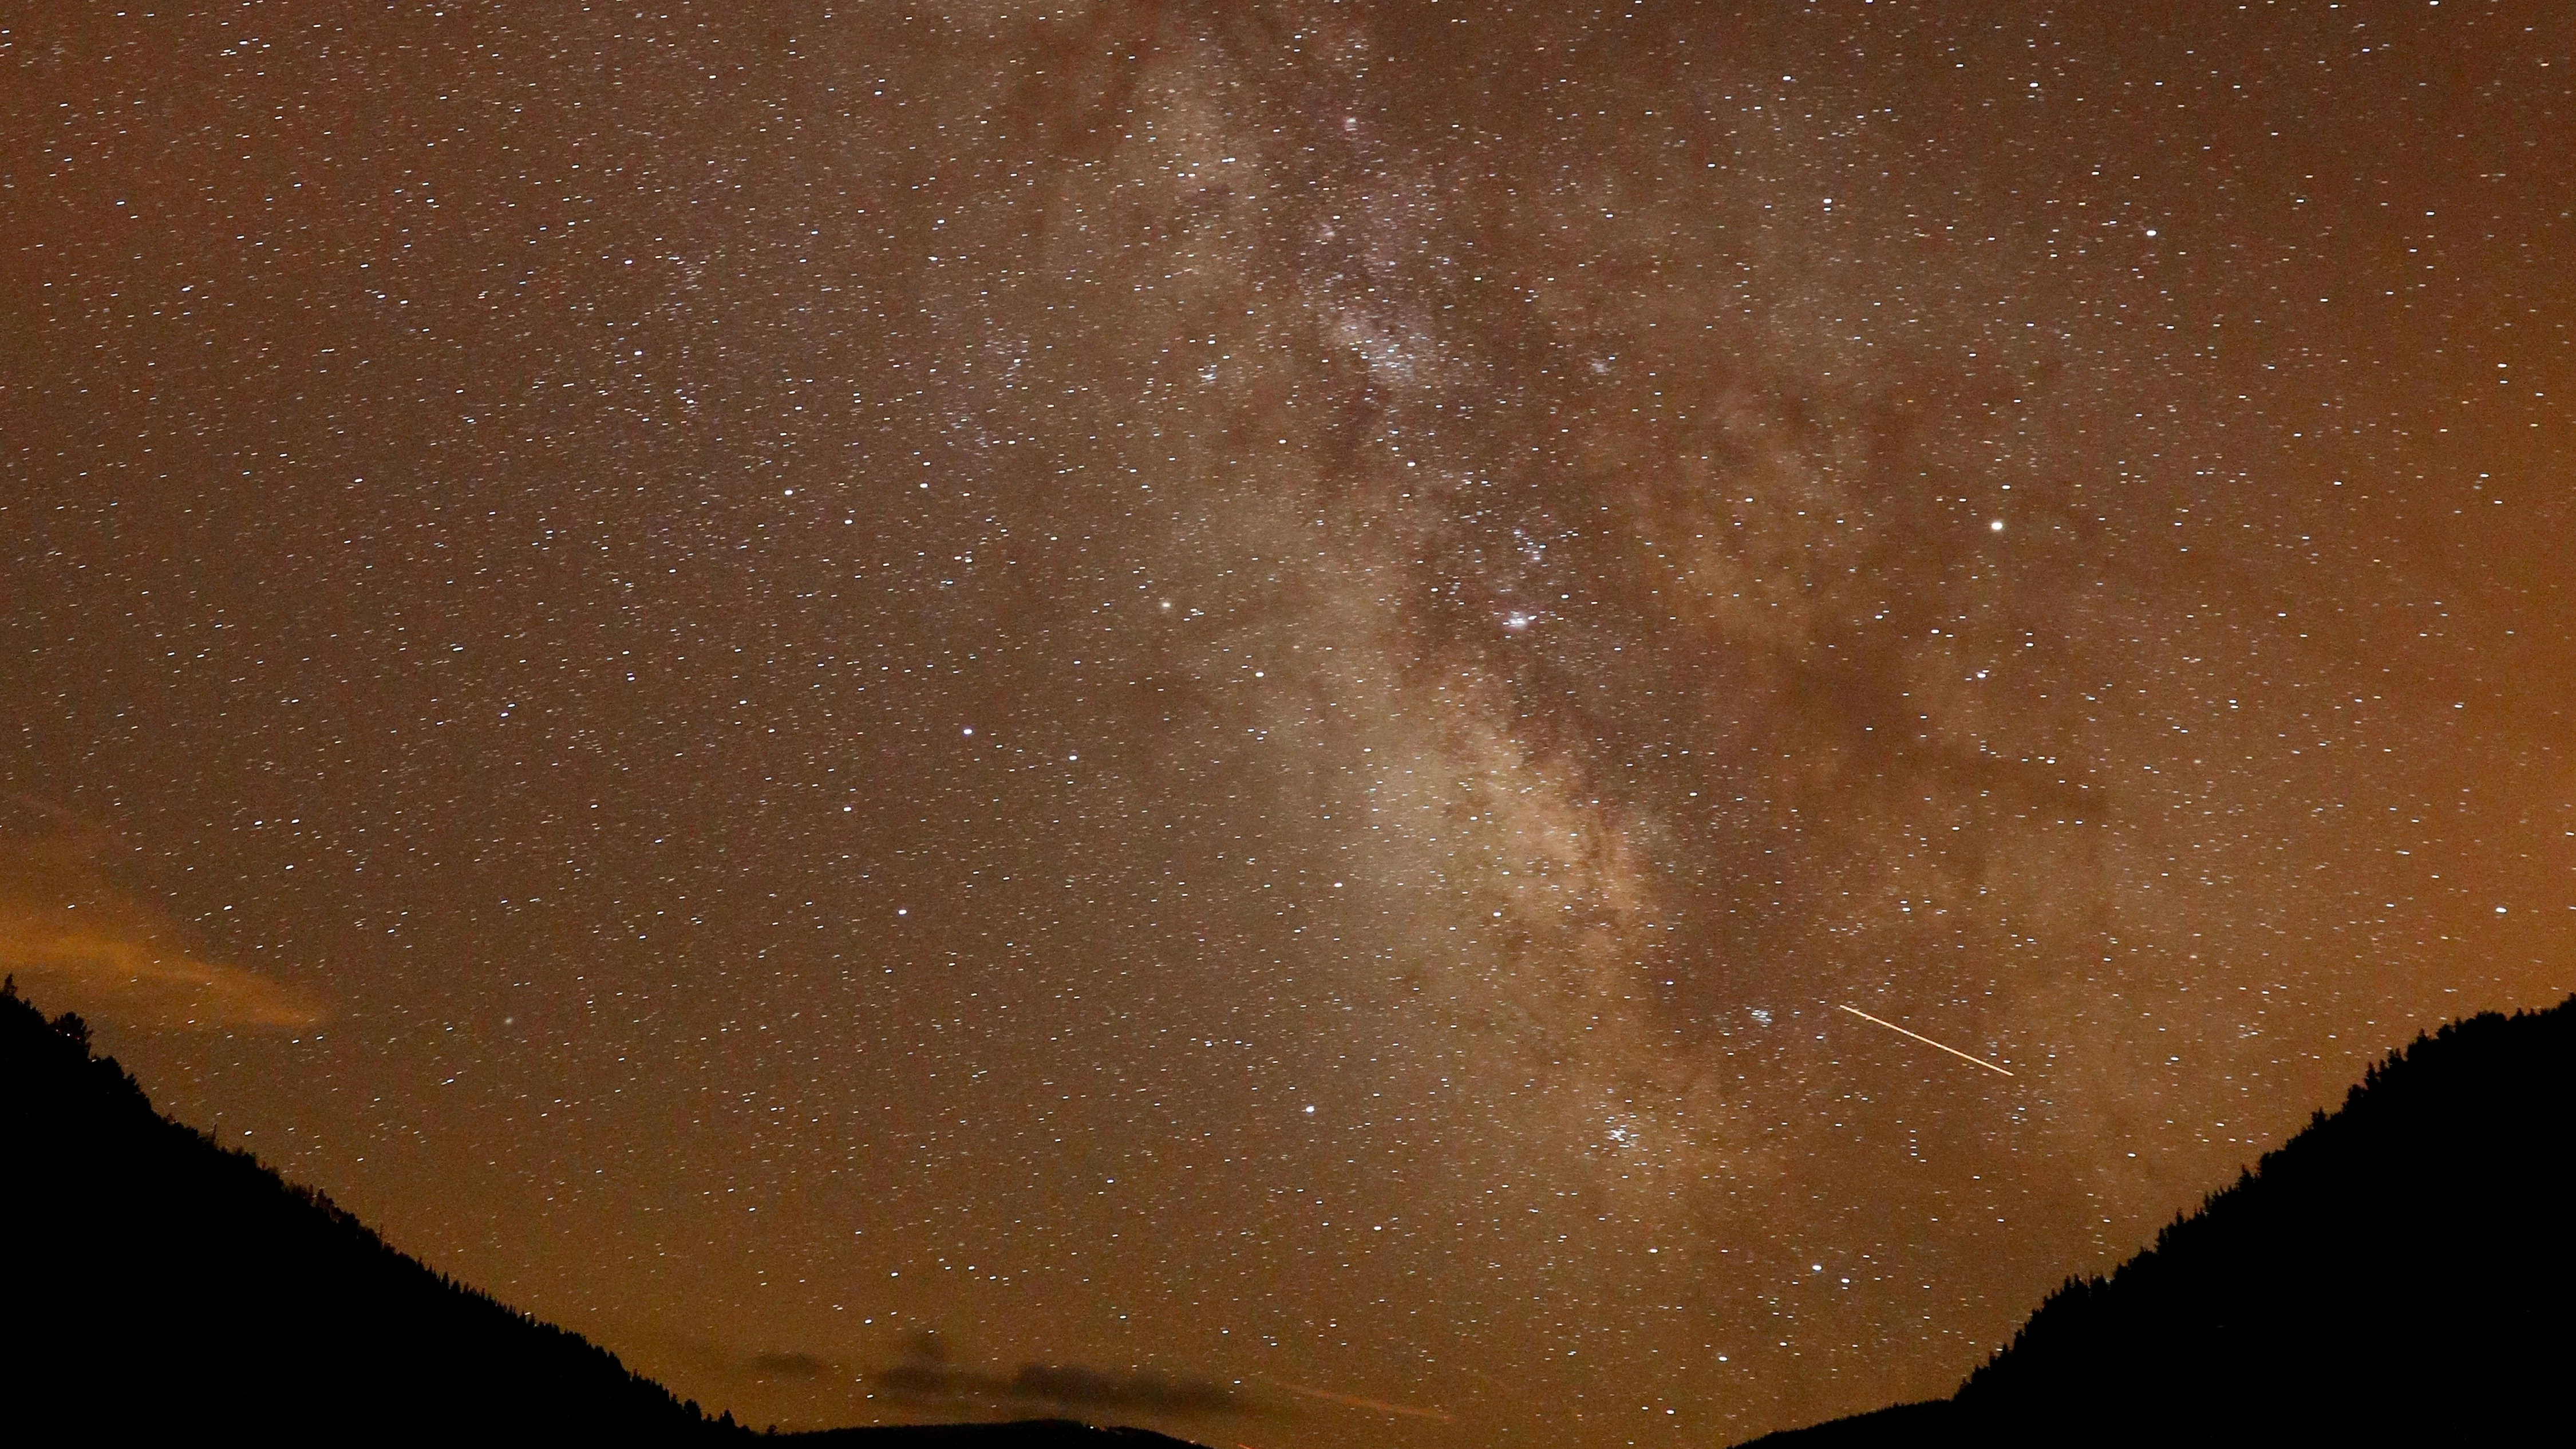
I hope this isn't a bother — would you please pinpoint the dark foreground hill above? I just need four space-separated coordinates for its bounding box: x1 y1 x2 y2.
1743 993 2576 1446
0 978 1207 1448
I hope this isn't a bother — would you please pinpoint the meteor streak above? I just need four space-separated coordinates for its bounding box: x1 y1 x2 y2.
1836 1004 2016 1077
1254 1374 1456 1423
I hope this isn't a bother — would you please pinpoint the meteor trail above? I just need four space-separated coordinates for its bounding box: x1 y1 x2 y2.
1836 1004 2016 1077
1254 1374 1456 1423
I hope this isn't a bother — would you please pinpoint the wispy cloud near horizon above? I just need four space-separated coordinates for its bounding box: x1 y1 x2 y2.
0 797 322 1031
868 1330 1253 1419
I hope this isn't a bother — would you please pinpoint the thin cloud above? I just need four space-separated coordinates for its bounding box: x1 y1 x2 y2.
869 1332 1251 1418
0 796 322 1031
750 1351 831 1380
1007 1364 1241 1415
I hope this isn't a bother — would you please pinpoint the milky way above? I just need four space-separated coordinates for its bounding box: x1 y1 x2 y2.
5 4 2570 1444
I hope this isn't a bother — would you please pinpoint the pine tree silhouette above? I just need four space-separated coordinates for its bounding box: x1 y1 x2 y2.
0 977 1216 1447
1739 993 2576 1447
0 976 722 1443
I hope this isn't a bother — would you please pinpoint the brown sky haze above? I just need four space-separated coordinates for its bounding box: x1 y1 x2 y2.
0 800 323 1030
2 3 2570 1443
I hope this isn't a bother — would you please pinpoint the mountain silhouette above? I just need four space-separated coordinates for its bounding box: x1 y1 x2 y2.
25 964 2565 1448
0 977 1210 1448
1740 993 2576 1446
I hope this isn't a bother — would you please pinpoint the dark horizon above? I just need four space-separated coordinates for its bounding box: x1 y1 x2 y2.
15 972 2570 1446
0 973 1218 1446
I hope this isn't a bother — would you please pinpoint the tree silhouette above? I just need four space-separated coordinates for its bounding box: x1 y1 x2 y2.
0 977 1216 1447
1740 992 2576 1446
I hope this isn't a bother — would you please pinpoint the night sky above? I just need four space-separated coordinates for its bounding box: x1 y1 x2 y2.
5 3 2571 1444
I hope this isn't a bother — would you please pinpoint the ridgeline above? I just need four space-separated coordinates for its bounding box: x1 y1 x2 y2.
13 971 2564 1446
0 977 1204 1448
1745 993 2576 1446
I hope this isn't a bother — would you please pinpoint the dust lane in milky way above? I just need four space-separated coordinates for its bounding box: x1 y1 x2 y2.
3 3 2570 1444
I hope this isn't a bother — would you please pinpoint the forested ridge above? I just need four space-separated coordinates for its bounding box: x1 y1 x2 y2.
0 978 1207 1447
0 976 722 1440
18 968 2563 1447
1744 993 2576 1446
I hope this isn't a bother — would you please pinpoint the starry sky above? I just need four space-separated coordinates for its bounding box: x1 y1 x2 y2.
4 3 2571 1444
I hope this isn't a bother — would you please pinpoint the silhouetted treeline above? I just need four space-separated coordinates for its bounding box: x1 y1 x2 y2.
1742 992 2576 1446
0 977 1217 1447
0 977 729 1442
